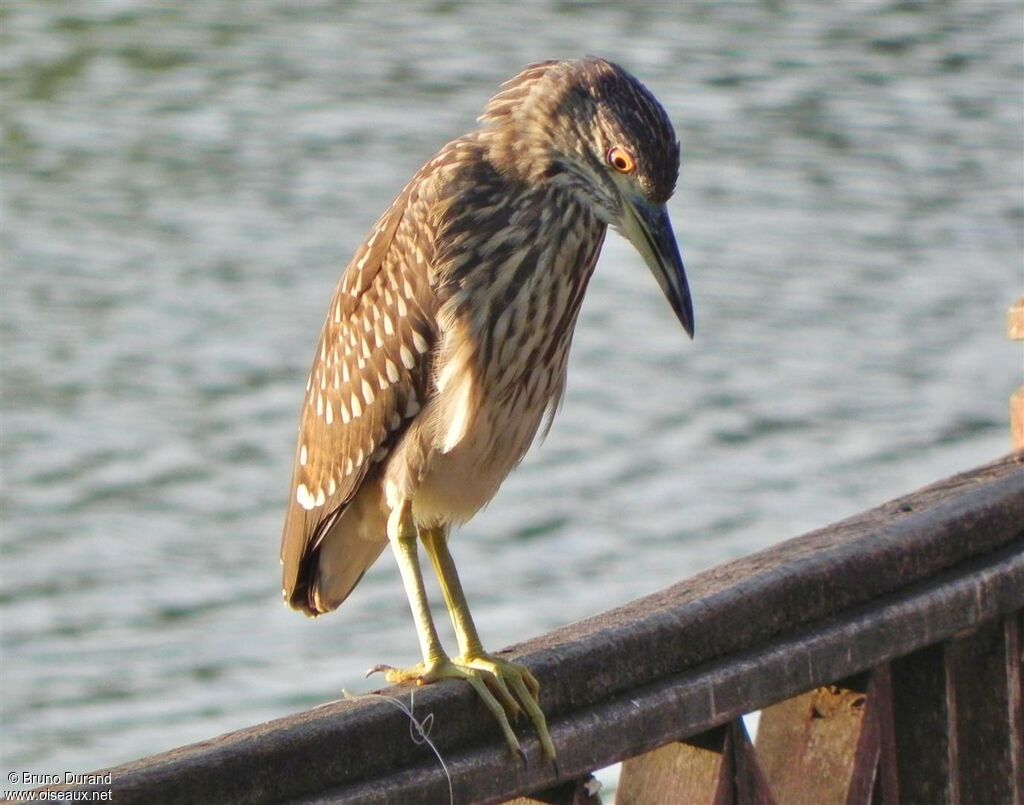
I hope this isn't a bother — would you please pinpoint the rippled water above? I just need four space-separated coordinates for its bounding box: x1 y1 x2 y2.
2 0 1021 791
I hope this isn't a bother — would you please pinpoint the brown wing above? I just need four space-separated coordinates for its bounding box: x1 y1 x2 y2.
280 178 439 613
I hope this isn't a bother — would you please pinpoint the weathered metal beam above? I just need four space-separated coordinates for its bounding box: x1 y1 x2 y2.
889 608 1024 805
1007 613 1024 805
301 551 1024 804
506 774 602 805
40 454 1024 804
948 615 1022 805
891 643 954 803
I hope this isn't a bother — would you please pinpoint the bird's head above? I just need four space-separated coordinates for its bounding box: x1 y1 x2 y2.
480 58 694 337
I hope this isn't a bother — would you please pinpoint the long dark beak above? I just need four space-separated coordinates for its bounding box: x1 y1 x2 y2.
623 200 694 338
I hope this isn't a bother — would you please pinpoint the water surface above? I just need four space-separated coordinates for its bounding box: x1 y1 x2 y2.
1 0 1020 789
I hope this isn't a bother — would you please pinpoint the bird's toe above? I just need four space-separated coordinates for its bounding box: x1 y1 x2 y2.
457 653 556 761
369 654 553 761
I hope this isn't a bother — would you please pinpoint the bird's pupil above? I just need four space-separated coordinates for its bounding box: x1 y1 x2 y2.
609 148 632 172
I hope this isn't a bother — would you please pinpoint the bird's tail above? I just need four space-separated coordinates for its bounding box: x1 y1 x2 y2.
281 496 388 617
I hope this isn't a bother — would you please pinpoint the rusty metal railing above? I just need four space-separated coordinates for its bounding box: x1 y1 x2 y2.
32 452 1023 804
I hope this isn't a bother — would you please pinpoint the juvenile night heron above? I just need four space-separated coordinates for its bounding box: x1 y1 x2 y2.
280 57 693 760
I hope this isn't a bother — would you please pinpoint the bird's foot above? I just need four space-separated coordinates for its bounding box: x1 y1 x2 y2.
455 652 555 761
367 654 554 761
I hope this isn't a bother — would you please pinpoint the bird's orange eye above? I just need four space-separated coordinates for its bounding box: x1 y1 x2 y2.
607 145 636 174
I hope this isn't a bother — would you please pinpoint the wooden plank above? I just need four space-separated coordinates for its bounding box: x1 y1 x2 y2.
757 667 901 798
891 644 954 804
1009 297 1024 340
37 456 1024 804
947 616 1021 805
756 675 868 804
1012 388 1024 451
1010 297 1024 449
617 721 773 805
617 726 730 805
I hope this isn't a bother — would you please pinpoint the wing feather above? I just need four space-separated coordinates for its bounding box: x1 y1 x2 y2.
280 177 440 611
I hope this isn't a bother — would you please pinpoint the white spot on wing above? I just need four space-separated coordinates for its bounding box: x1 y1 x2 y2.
385 359 400 383
299 445 308 466
400 345 415 369
412 330 429 354
296 483 316 510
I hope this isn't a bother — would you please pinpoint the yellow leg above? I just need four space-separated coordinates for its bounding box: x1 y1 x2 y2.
385 501 446 666
420 526 556 761
371 502 525 758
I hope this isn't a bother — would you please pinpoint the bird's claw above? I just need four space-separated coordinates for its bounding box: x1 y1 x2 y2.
367 654 555 762
456 652 555 762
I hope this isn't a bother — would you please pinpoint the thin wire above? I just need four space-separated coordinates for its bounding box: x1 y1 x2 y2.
343 688 454 805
